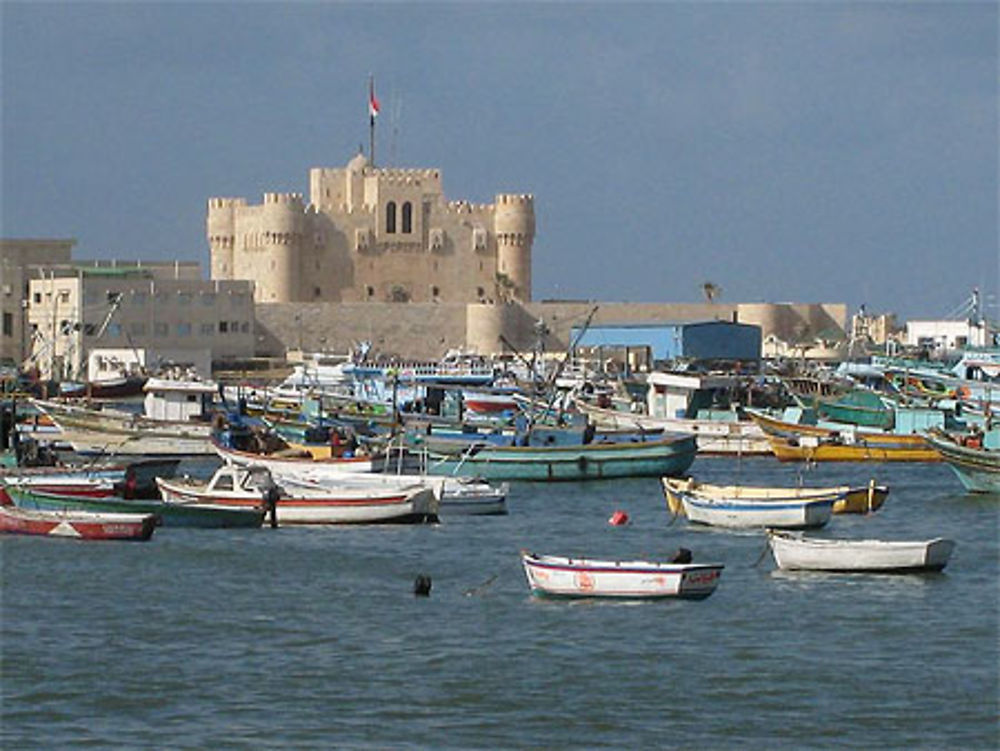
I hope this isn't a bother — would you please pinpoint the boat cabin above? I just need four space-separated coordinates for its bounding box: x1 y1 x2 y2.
204 464 273 497
143 377 218 422
645 371 745 421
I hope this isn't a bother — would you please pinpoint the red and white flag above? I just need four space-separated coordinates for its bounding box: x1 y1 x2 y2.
369 79 380 120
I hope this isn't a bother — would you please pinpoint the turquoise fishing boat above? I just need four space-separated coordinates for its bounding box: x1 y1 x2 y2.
815 389 895 429
2 484 265 528
923 428 1000 493
423 432 697 481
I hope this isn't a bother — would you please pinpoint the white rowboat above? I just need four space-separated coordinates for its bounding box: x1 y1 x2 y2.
767 531 956 573
520 551 723 599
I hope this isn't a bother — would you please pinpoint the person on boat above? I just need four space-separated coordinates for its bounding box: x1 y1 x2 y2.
263 482 279 528
344 431 358 457
330 428 343 458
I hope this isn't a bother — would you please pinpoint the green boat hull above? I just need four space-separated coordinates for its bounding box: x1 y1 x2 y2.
5 486 264 528
425 435 697 481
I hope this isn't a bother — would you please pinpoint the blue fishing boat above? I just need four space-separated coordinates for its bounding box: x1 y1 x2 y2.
423 432 696 481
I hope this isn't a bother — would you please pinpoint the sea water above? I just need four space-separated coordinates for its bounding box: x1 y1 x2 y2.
2 457 997 749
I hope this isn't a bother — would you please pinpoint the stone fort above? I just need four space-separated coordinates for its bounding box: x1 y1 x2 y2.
208 153 534 305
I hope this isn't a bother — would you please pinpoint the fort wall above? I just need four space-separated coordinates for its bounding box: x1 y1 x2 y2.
254 300 847 361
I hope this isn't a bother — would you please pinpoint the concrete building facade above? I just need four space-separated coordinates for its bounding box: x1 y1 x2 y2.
25 262 255 381
0 239 75 366
208 153 535 305
905 319 990 353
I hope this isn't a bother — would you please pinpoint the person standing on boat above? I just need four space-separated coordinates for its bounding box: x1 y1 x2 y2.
263 482 279 528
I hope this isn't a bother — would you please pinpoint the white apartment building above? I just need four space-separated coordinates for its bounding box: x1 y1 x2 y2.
905 319 989 353
26 263 255 381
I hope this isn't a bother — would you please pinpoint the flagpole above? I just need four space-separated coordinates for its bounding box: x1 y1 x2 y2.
368 75 377 167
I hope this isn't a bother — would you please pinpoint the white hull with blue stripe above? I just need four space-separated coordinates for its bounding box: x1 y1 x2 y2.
662 478 837 529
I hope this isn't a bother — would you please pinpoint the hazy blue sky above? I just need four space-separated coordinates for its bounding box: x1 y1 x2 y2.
2 2 997 322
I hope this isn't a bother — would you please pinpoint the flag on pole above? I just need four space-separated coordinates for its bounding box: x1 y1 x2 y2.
369 78 380 122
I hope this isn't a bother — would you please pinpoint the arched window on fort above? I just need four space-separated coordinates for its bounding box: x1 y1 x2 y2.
401 202 413 233
386 201 397 234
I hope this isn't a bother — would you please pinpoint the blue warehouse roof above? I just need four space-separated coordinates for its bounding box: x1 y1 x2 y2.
571 320 761 362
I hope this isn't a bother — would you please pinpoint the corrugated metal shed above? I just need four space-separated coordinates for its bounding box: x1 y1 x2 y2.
571 320 761 362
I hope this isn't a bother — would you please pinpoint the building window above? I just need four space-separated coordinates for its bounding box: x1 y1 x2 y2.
366 286 375 299
241 322 250 333
477 287 485 300
431 286 440 300
402 202 412 233
314 286 322 298
154 323 168 337
177 322 192 336
59 290 70 304
33 292 41 304
201 292 216 305
230 321 239 334
200 323 215 336
108 323 123 337
129 322 146 336
132 291 147 305
178 292 192 305
2 312 12 337
219 321 229 333
386 201 397 233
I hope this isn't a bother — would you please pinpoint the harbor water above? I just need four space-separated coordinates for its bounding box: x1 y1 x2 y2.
2 457 998 749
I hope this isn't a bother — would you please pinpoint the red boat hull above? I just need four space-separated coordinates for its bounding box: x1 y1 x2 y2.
0 489 156 541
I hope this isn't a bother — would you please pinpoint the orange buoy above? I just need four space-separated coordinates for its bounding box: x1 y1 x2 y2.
608 510 629 526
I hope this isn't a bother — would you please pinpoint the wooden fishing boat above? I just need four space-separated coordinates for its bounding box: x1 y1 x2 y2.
923 428 1000 493
520 551 723 599
3 483 265 528
661 478 836 529
156 464 438 525
31 382 218 456
661 477 887 516
2 457 181 499
767 530 956 573
574 397 770 456
0 489 156 541
746 409 940 462
213 440 379 480
58 374 148 400
424 432 697 481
